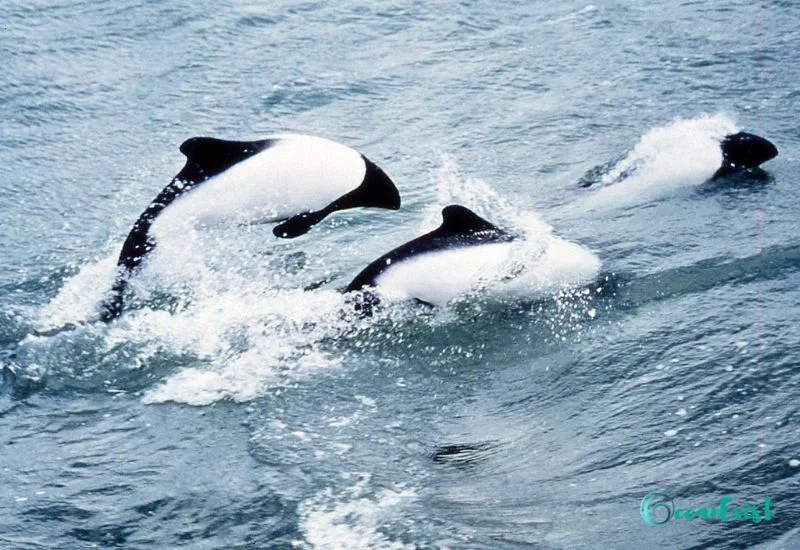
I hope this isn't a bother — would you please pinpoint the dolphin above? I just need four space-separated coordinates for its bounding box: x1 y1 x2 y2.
100 134 401 321
578 130 778 188
346 205 600 308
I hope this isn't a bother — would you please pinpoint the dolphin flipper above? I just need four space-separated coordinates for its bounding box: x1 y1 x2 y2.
272 210 331 238
272 157 401 239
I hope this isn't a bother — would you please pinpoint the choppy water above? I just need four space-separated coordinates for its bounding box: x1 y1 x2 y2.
2 1 799 548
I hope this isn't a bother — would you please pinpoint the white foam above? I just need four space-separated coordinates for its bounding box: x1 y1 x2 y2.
133 287 348 406
36 231 352 406
371 156 601 305
547 4 600 24
36 254 119 328
581 113 739 209
298 482 417 550
433 155 538 233
31 154 600 406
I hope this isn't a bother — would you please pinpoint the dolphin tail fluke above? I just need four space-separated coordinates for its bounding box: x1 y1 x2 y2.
273 154 401 239
98 272 129 322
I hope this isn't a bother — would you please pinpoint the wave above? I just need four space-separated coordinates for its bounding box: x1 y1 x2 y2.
299 478 417 550
5 157 599 406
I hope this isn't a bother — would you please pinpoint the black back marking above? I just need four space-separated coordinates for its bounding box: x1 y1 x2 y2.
176 137 273 185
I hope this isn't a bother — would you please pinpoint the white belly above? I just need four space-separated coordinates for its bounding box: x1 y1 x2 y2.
374 243 514 305
152 134 365 237
495 237 602 298
373 237 601 305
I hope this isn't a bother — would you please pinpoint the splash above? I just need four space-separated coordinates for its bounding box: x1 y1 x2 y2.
298 476 417 550
127 286 353 406
24 223 359 405
36 254 119 329
18 156 602 406
432 155 601 302
432 154 546 235
579 113 739 208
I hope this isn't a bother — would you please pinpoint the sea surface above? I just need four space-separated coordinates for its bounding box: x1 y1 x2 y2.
1 1 799 548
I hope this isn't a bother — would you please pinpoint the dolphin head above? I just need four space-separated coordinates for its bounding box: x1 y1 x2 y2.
720 131 778 171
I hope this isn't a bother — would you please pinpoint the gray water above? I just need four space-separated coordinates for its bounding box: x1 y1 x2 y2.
2 1 799 548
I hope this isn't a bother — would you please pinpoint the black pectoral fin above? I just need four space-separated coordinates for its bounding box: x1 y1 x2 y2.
272 210 330 238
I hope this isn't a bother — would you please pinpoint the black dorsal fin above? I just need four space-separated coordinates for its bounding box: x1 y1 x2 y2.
438 205 500 235
176 137 273 184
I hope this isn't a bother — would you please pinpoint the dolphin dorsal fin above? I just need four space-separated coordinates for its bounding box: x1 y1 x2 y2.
438 205 500 235
176 137 272 183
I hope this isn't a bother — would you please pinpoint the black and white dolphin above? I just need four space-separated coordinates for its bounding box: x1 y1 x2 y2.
100 133 401 321
346 205 600 307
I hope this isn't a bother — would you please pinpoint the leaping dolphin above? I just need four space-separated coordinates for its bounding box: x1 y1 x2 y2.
100 134 401 321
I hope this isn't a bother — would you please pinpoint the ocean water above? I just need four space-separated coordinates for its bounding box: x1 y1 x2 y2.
1 0 799 548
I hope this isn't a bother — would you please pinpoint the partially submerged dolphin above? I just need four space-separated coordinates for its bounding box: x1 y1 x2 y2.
578 130 778 188
100 134 401 321
346 205 600 307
